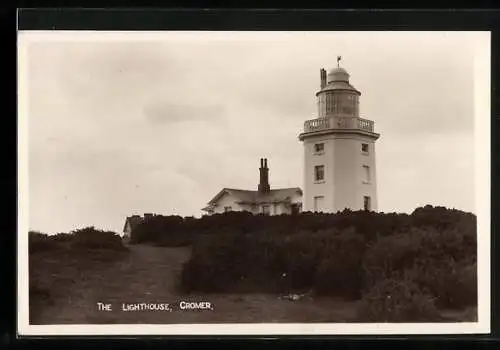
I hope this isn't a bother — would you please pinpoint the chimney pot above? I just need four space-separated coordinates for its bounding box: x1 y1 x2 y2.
320 68 327 89
258 158 270 193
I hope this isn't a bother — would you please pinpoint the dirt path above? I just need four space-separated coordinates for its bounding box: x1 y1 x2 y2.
33 244 359 324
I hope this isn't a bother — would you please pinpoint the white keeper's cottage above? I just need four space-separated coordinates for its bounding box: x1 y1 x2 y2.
202 158 303 216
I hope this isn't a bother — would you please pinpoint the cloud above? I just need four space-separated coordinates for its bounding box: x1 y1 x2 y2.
143 102 227 125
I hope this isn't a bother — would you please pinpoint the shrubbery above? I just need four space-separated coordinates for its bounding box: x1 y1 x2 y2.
29 205 477 322
362 225 477 310
174 205 478 320
50 233 74 242
406 258 477 309
70 227 128 251
181 228 367 296
28 226 128 323
28 227 128 254
130 209 413 246
131 215 185 244
29 231 64 253
356 278 443 322
314 229 366 299
130 205 474 248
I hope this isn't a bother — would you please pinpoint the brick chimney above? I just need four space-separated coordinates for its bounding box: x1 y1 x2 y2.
320 68 327 89
258 158 270 193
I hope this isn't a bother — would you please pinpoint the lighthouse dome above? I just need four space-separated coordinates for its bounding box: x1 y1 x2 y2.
327 67 350 83
317 66 360 96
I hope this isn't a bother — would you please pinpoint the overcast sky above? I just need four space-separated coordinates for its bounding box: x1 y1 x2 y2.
19 31 485 234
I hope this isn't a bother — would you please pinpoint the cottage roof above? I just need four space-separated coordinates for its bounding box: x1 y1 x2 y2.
123 215 143 232
204 187 302 210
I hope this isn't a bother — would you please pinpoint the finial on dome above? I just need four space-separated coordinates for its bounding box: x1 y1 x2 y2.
337 55 342 68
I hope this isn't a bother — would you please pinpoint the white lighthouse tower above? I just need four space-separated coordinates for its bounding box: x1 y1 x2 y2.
299 57 380 213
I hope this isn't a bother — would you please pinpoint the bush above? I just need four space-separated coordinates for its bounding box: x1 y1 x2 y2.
50 233 74 242
181 227 368 296
134 206 477 305
314 230 366 299
70 227 128 251
445 260 477 308
181 231 285 293
180 232 244 293
411 205 476 231
363 226 477 309
408 258 477 309
130 206 475 248
356 278 444 322
362 229 423 288
29 228 129 253
28 231 63 253
131 215 184 244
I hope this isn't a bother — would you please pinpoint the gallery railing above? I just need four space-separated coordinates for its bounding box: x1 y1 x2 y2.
304 116 375 133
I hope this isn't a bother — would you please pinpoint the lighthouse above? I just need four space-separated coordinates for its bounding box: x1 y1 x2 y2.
298 57 380 213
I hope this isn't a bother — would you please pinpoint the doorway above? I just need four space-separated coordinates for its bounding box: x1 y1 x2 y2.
291 203 301 215
363 196 371 211
313 196 325 212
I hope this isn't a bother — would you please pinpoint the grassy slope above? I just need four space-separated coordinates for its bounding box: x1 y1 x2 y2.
29 244 476 324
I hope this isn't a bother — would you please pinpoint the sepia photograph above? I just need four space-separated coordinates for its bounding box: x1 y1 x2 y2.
17 30 490 335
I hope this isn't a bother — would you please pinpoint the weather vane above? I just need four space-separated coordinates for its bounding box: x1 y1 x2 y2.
337 55 342 68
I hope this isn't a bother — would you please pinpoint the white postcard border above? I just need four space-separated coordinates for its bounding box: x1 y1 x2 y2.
17 30 491 336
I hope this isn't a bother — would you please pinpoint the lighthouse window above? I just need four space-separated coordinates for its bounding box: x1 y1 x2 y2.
342 106 353 114
326 93 333 112
318 94 326 117
314 165 325 181
314 143 324 154
361 143 369 153
334 95 341 113
362 165 370 183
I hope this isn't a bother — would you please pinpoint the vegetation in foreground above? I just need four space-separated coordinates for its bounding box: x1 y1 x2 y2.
130 205 477 322
28 205 477 323
29 227 128 323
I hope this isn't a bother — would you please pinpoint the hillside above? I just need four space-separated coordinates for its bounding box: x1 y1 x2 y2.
31 244 370 324
30 243 475 324
29 206 478 324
